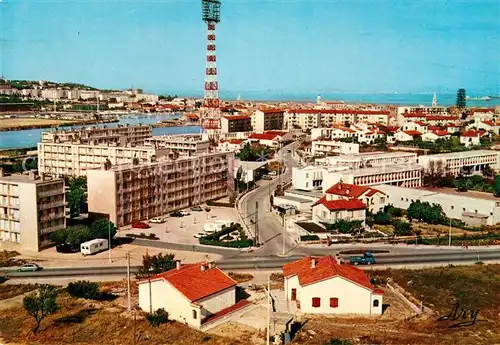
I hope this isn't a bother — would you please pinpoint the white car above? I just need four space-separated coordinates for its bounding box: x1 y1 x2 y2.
193 232 207 238
150 217 166 224
180 210 191 216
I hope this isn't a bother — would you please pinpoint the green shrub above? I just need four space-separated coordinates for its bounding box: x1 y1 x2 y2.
146 308 169 327
300 235 320 241
67 280 100 300
199 238 253 248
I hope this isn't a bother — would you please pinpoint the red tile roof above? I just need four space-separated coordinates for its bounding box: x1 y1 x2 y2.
220 139 244 144
432 130 450 137
461 129 487 138
288 109 389 115
282 256 377 291
414 121 427 126
313 196 366 212
259 108 284 114
482 120 495 126
140 263 237 302
223 115 250 121
324 182 382 199
426 116 459 121
427 126 441 131
403 130 422 136
248 132 281 140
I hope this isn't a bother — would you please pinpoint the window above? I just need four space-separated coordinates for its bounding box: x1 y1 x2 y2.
373 299 379 307
312 297 321 308
451 205 454 210
192 309 197 319
330 298 339 308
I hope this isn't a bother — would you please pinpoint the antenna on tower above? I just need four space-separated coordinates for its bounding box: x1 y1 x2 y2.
432 92 437 107
201 0 222 140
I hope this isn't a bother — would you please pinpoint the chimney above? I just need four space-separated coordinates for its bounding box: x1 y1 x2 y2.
176 260 181 270
208 262 215 269
200 264 206 272
311 258 316 269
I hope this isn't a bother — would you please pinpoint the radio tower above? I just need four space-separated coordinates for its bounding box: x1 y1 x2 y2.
201 0 221 138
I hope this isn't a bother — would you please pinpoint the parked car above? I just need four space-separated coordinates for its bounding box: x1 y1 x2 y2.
132 221 150 229
180 210 191 216
262 175 272 180
17 263 42 272
150 217 166 224
191 206 203 212
349 252 376 265
56 243 79 253
170 211 184 217
193 232 207 238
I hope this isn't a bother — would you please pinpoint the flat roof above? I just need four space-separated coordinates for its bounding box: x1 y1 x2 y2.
375 184 500 202
0 174 63 185
334 163 423 176
236 160 268 170
286 188 324 198
419 150 499 159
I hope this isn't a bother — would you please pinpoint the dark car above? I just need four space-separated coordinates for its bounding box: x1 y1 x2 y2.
132 221 150 229
56 243 79 253
191 206 203 212
170 211 184 217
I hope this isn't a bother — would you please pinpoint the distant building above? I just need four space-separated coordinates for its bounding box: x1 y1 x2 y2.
283 256 383 315
247 131 292 147
460 130 488 147
311 140 359 156
253 109 285 133
0 170 65 252
417 150 500 176
221 115 252 133
322 182 386 213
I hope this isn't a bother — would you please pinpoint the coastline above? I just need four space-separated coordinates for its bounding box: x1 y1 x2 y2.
0 118 119 132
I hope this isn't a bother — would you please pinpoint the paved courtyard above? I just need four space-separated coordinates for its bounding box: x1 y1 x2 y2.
118 205 241 246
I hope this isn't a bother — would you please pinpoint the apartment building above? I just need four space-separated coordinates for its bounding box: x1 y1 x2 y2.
221 115 252 133
315 151 418 170
253 109 285 133
311 140 360 156
286 109 391 130
418 150 500 176
322 164 422 191
292 165 349 191
144 134 210 155
0 170 65 251
42 125 153 146
87 151 235 227
38 142 167 177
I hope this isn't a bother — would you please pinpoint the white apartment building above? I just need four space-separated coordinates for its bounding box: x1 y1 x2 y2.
40 89 66 100
42 125 153 147
38 142 167 177
0 171 65 252
418 150 500 176
375 184 500 226
87 151 235 227
253 109 285 133
322 164 422 191
311 141 360 156
144 134 211 155
315 151 418 170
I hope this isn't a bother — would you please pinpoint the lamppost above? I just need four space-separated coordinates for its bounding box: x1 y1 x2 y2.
448 217 452 247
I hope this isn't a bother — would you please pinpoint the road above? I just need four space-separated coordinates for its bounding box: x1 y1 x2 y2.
238 141 300 256
4 248 500 280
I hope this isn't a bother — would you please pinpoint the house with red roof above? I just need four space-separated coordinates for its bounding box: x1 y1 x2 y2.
138 261 242 329
283 256 383 315
422 130 451 142
468 117 500 135
394 130 422 142
312 196 367 225
247 131 291 147
322 182 386 213
218 139 246 153
460 129 489 147
402 120 428 134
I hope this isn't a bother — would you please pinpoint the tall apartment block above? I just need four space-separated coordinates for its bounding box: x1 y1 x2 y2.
221 115 252 134
38 142 168 177
253 109 285 133
41 124 153 146
144 134 211 155
0 170 65 251
87 151 235 227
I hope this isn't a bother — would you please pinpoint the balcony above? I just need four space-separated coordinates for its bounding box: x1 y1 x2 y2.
40 224 63 235
38 189 63 198
39 213 65 222
38 201 65 211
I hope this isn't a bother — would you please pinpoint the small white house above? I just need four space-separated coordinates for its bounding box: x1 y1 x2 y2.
394 130 422 142
312 197 366 225
138 261 238 329
460 129 488 147
283 256 383 315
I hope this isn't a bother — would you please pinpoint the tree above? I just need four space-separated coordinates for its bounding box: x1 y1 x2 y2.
392 220 413 236
456 88 467 109
90 219 116 240
406 201 445 224
67 281 100 299
23 285 59 334
68 187 85 217
136 253 176 279
495 175 500 197
373 212 391 225
238 143 254 162
66 226 92 247
49 228 71 245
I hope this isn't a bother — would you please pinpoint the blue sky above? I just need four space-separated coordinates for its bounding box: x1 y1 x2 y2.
1 0 499 96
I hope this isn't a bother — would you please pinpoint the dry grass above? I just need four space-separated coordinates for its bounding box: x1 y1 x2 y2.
0 284 39 300
228 272 254 283
0 250 24 267
0 292 244 345
0 118 78 129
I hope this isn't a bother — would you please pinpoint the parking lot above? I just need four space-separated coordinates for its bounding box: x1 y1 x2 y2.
118 205 241 246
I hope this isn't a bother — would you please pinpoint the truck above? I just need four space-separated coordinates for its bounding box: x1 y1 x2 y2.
348 252 376 265
80 239 109 256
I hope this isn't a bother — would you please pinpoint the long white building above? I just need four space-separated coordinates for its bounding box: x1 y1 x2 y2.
311 140 359 156
418 150 500 176
375 184 500 226
316 151 417 170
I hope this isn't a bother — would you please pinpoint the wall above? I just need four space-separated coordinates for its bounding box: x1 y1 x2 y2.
18 183 38 251
197 286 236 318
312 204 366 225
87 170 118 225
300 276 381 315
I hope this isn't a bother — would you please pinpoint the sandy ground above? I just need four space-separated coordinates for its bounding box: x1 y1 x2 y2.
5 243 221 269
0 118 79 129
118 206 241 246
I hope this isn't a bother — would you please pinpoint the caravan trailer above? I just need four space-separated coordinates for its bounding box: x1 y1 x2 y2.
80 239 109 256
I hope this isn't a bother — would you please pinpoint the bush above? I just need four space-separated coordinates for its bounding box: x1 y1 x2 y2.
393 220 413 236
300 235 320 241
373 212 391 225
67 280 100 299
199 238 253 248
146 308 169 327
